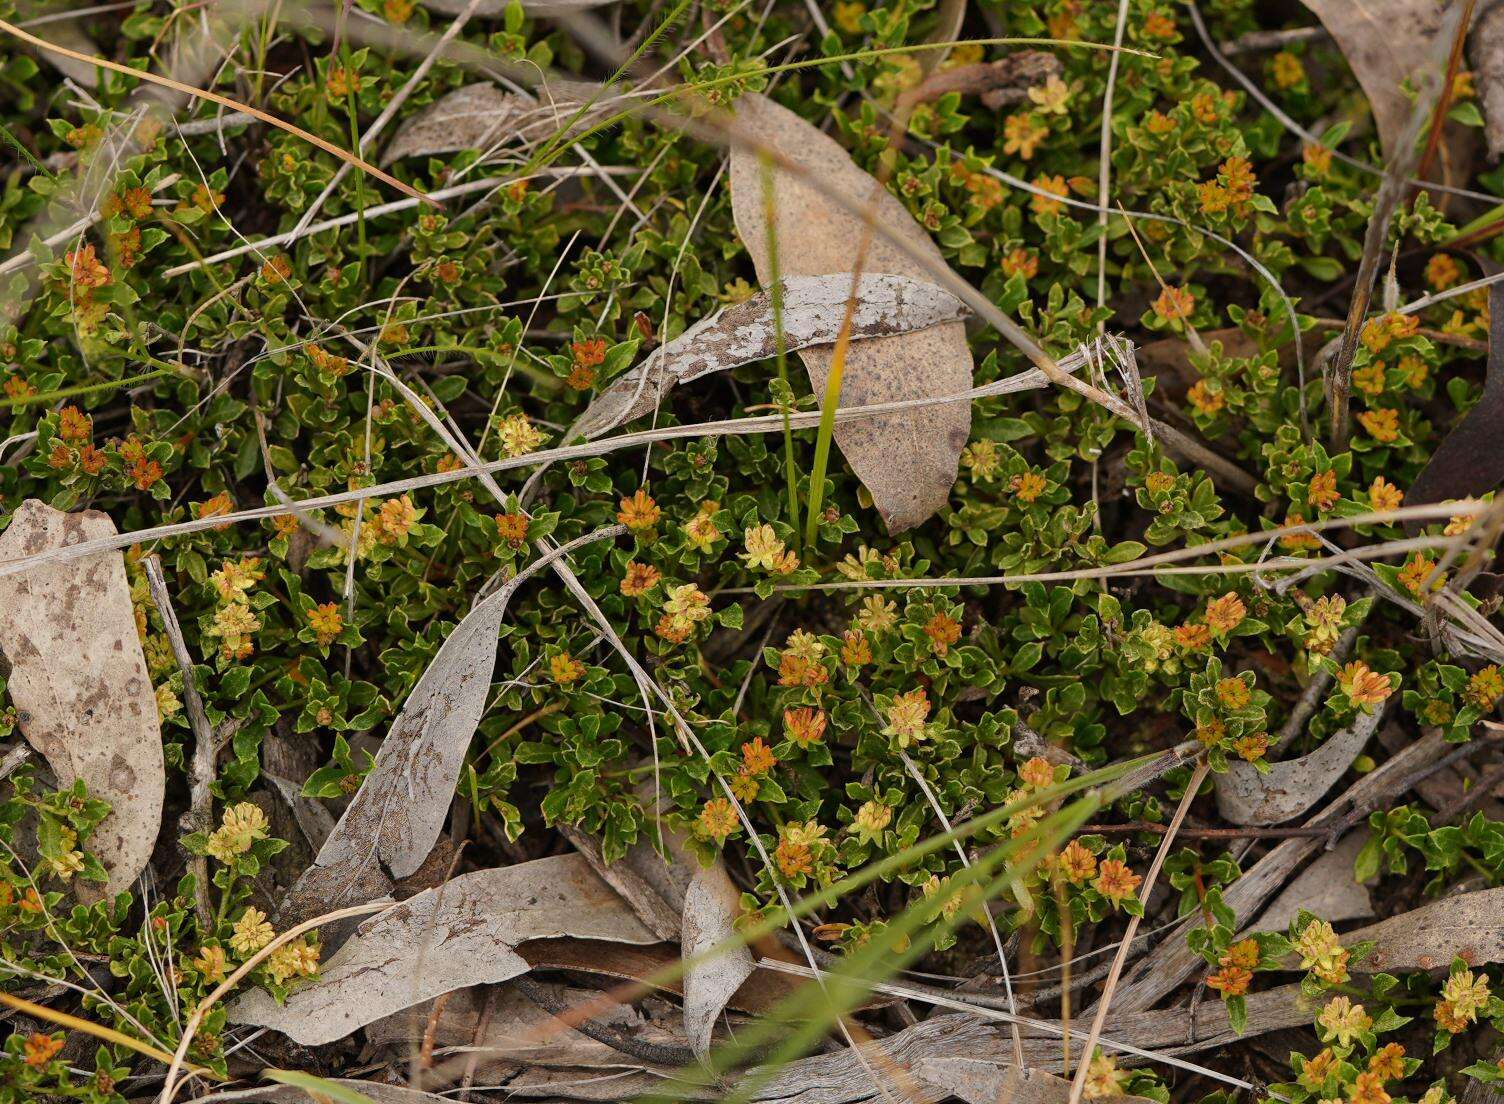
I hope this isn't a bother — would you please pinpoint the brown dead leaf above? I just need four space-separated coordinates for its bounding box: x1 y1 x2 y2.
1298 0 1442 159
1215 706 1384 825
230 853 659 1045
728 92 974 532
421 0 617 14
0 500 163 898
573 273 969 440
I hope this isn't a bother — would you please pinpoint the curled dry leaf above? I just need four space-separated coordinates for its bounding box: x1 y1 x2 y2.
1215 705 1384 825
728 92 975 533
572 273 970 440
0 500 163 898
278 529 619 926
1344 886 1504 973
231 853 659 1045
380 80 612 166
1406 283 1504 525
681 861 755 1061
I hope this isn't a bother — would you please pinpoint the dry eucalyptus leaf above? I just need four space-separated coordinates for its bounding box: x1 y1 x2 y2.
573 273 969 440
231 853 659 1045
681 861 755 1061
728 92 974 532
1470 6 1504 159
0 500 163 898
1297 0 1460 165
1215 706 1384 825
1251 831 1374 935
1345 886 1504 973
278 554 560 926
381 80 612 166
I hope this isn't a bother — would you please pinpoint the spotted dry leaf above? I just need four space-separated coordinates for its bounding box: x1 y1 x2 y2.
1344 886 1504 973
728 92 975 532
573 273 969 440
0 500 164 898
231 854 659 1046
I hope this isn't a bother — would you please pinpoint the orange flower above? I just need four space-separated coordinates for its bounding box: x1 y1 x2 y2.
1369 477 1403 513
1309 470 1339 511
923 612 962 655
783 707 827 747
1204 593 1246 634
620 560 661 596
1173 622 1211 651
1206 964 1252 996
698 798 738 842
495 512 529 547
1339 661 1393 708
1216 677 1251 710
1357 408 1400 443
67 244 111 289
1030 174 1069 217
1152 285 1195 322
1001 248 1038 279
1059 839 1097 883
1011 471 1048 502
741 737 777 776
1018 756 1055 788
1397 555 1442 595
617 489 661 531
58 405 92 444
1094 858 1140 901
23 1033 63 1067
1187 379 1224 415
572 338 608 367
1368 1043 1406 1081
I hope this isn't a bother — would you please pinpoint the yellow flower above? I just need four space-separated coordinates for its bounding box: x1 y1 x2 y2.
1083 1052 1126 1099
1318 996 1371 1047
851 800 892 842
1028 75 1071 114
1309 470 1340 511
1012 471 1048 502
230 907 275 956
857 595 898 634
223 802 269 841
371 495 419 545
1467 665 1504 710
1030 174 1069 217
783 707 827 747
1427 253 1462 291
210 558 264 603
265 939 321 983
1442 969 1491 1022
1397 554 1443 596
683 509 723 554
1304 594 1347 655
550 651 586 684
698 798 738 842
1094 858 1140 901
662 584 711 632
962 439 1002 482
1059 839 1097 883
832 0 864 33
884 689 931 747
742 525 792 573
1003 114 1049 160
307 602 344 647
156 683 182 720
1369 477 1403 513
497 414 545 458
1296 919 1350 985
1271 50 1306 89
192 944 227 982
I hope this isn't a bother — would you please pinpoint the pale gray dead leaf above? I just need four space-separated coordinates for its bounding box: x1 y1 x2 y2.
0 500 163 898
1470 4 1504 159
1298 0 1460 164
1345 886 1504 973
381 80 613 166
728 92 974 532
1251 831 1374 935
682 861 755 1061
1215 705 1383 825
573 273 969 440
27 18 102 88
194 1081 448 1104
914 1059 1155 1104
278 534 612 926
231 853 659 1045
